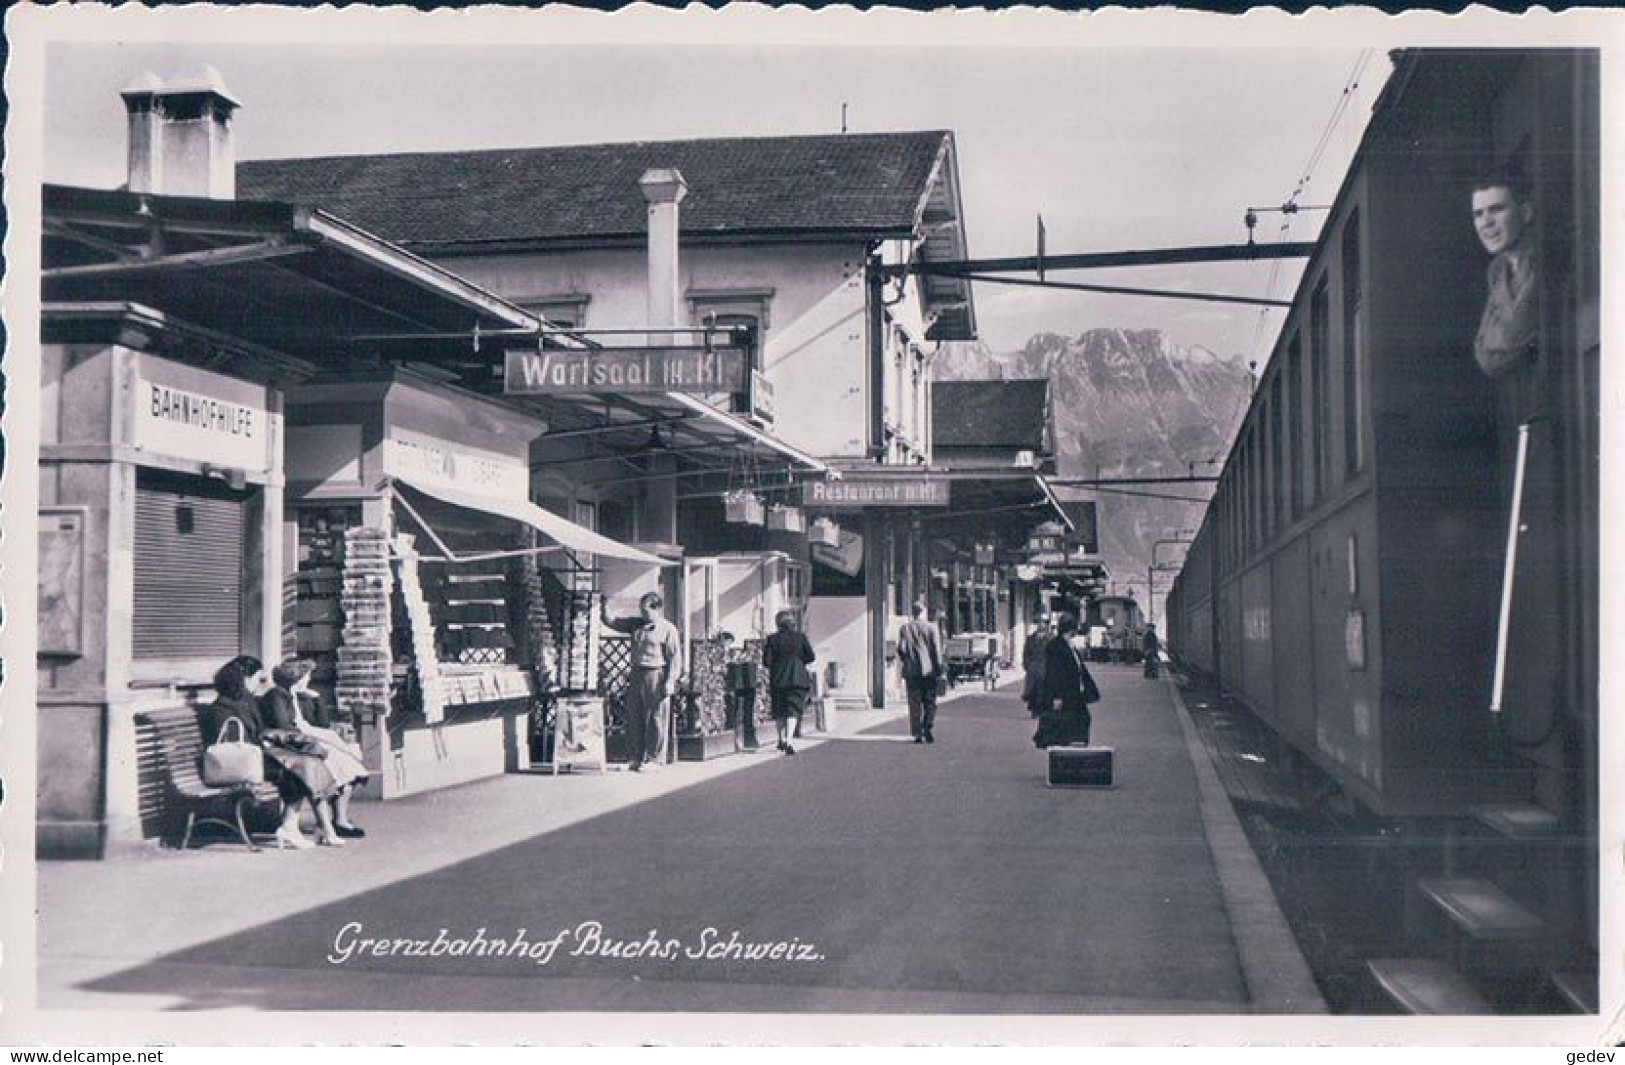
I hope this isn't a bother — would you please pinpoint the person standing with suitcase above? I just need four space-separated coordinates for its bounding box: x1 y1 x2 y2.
1034 614 1101 749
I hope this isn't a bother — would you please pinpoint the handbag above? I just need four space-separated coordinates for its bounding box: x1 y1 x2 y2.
1081 667 1102 705
201 716 265 786
1068 641 1102 705
264 728 326 757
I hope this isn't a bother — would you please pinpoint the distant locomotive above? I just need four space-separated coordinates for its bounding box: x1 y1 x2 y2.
1166 48 1598 992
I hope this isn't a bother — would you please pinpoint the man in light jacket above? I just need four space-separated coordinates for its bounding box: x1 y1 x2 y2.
602 592 682 772
896 600 944 744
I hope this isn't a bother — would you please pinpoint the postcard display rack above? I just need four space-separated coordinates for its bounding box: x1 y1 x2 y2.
334 528 395 722
321 523 548 798
530 563 608 773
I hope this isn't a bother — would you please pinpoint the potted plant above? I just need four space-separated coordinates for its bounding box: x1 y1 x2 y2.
809 517 841 547
723 489 765 525
767 504 805 533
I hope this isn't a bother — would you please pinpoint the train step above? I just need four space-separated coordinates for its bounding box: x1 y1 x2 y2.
1366 958 1493 1014
1418 876 1545 942
1470 803 1561 841
1550 969 1598 1014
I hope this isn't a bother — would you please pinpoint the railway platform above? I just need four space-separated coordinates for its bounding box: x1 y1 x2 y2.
32 663 1326 1029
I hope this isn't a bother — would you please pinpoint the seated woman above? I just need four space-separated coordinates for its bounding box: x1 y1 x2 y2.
201 655 342 849
264 659 369 840
1033 614 1099 749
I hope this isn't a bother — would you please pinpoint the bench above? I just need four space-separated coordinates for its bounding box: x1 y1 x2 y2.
140 706 282 851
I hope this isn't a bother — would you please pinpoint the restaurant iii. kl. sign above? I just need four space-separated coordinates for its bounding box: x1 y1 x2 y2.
802 478 950 507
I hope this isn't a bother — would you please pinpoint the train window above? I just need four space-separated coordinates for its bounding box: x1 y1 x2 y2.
1257 432 1267 548
1260 395 1274 539
1342 212 1366 477
1251 432 1264 551
1270 375 1285 535
1347 533 1359 597
1240 439 1249 553
1287 334 1304 521
1310 279 1331 502
1236 449 1246 556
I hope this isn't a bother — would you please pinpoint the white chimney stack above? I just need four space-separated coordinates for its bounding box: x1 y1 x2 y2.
638 168 689 333
121 66 242 199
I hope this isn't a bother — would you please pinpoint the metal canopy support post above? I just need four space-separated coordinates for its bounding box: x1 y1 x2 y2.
536 413 698 443
876 241 1318 279
42 239 312 279
954 271 1293 309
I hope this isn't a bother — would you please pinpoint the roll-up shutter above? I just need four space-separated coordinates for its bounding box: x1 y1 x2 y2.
133 469 248 659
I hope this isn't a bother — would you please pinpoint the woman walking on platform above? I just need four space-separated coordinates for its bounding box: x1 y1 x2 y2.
762 609 816 756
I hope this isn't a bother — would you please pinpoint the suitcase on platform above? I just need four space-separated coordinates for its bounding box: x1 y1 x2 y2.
1047 745 1115 788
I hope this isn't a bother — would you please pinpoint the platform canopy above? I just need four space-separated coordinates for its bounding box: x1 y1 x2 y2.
392 476 671 567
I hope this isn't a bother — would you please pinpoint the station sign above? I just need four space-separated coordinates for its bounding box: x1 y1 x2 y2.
748 370 776 427
384 428 529 502
505 347 747 395
132 356 273 474
802 477 950 508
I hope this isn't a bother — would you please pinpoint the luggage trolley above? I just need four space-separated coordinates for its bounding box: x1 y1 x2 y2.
944 632 1001 690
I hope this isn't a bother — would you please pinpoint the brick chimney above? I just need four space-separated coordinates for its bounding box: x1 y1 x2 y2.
121 66 242 199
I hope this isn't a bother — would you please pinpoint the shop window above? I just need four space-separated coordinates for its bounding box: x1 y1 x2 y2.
785 562 808 606
599 499 635 544
132 468 249 661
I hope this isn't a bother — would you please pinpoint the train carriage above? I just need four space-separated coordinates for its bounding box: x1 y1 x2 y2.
1167 48 1599 998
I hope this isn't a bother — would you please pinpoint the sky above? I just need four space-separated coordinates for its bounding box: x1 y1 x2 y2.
40 27 1403 366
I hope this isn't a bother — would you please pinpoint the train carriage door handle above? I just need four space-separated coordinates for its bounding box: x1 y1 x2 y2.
1490 420 1534 715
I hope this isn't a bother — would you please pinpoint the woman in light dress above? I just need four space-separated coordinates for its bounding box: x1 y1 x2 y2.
263 659 370 842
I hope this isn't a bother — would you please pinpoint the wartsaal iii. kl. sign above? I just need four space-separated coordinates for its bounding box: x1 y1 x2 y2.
505 347 748 395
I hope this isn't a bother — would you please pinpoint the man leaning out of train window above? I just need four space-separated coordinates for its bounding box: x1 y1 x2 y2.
1470 168 1540 380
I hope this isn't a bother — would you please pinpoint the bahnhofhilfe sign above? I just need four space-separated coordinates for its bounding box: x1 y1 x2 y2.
131 354 274 473
505 347 748 395
801 477 951 508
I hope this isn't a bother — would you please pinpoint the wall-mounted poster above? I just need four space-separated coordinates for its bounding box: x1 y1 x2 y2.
38 508 86 656
1346 608 1367 671
552 695 607 774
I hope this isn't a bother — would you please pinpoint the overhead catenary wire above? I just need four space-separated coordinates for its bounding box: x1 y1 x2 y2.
1246 48 1375 370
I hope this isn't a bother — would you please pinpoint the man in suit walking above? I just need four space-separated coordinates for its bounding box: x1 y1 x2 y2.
896 600 944 744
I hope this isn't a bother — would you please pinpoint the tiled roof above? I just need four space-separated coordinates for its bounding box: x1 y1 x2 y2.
237 131 953 249
933 379 1050 450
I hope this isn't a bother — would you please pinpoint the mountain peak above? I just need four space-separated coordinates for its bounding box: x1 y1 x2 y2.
936 326 1252 604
